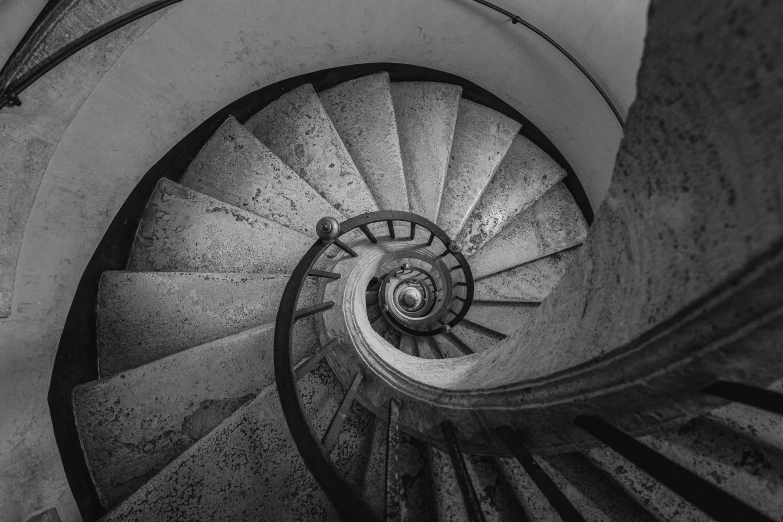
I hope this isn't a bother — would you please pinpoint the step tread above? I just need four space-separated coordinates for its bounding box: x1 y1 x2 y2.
468 183 588 279
320 73 408 211
391 82 462 223
432 334 469 358
75 319 318 508
474 248 580 303
127 179 311 274
180 116 344 235
416 337 442 360
464 303 538 337
450 322 505 354
97 271 315 376
245 84 378 216
457 134 566 256
437 99 521 239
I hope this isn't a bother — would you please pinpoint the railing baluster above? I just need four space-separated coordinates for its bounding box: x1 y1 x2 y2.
455 282 467 287
454 296 466 302
322 372 364 453
294 339 338 381
294 301 335 321
440 421 486 522
333 239 358 257
437 249 451 259
385 399 402 522
575 416 775 522
497 427 586 522
387 220 396 239
360 224 378 244
450 265 462 271
409 222 416 240
703 381 783 416
426 231 435 246
308 269 341 279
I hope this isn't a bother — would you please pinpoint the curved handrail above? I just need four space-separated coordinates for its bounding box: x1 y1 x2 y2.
0 0 183 110
274 210 473 520
468 0 625 129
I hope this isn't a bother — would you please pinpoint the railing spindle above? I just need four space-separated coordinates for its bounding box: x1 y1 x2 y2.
322 372 364 453
703 381 783 416
387 220 396 239
308 269 341 279
440 421 486 522
360 224 378 244
333 239 358 257
294 301 335 321
294 339 338 381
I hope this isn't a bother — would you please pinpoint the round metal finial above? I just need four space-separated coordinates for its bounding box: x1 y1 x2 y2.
381 304 390 313
402 263 411 271
449 242 462 253
441 324 452 334
316 217 340 240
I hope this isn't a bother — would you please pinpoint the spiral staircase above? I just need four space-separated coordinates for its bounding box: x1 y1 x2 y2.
52 68 783 522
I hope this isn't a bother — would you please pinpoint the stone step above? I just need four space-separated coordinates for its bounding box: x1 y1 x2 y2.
127 179 311 274
473 248 580 303
398 334 419 357
468 183 588 279
372 315 402 348
75 319 318 508
588 415 783 521
180 116 344 235
456 134 566 256
320 73 409 211
100 362 371 522
464 302 538 337
245 84 378 216
497 453 656 522
450 322 505 354
416 337 443 360
96 271 316 376
362 419 437 521
432 334 469 358
390 82 462 223
436 99 521 239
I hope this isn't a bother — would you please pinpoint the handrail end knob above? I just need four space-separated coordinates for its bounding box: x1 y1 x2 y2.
317 216 340 240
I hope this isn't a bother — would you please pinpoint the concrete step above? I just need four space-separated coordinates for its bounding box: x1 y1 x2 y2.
473 248 580 303
127 179 311 274
432 334 469 358
450 322 505 354
75 319 318 508
398 334 419 356
468 183 588 279
430 447 524 521
245 84 378 216
180 116 344 235
457 135 566 256
100 362 371 522
416 337 443 360
390 82 462 223
362 419 437 521
464 302 538 337
372 315 402 348
436 99 521 239
96 271 315 376
498 453 656 522
320 73 408 211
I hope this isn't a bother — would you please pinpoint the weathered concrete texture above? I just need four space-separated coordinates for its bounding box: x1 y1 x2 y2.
464 455 529 521
126 178 311 274
101 362 346 522
362 420 436 521
390 82 462 222
245 84 378 216
97 271 316 376
320 73 408 211
473 248 580 303
432 334 468 359
468 183 587 279
25 508 62 522
180 116 344 235
457 134 566 256
430 446 471 522
464 303 538 337
709 379 783 452
498 454 656 522
372 315 402 348
436 99 521 239
399 333 418 356
75 320 319 508
451 322 505 354
416 337 442 360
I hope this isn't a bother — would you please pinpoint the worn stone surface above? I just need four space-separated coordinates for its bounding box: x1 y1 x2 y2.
416 337 442 360
390 82 462 222
432 334 468 358
709 379 783 451
180 116 344 235
75 320 319 508
473 248 580 303
451 322 505 354
398 333 418 356
100 362 348 521
25 508 62 522
372 315 402 348
430 446 471 522
320 72 408 211
245 84 378 216
464 303 538 337
97 271 316 376
127 179 311 274
457 135 566 256
436 99 521 239
468 183 587 279
464 455 529 521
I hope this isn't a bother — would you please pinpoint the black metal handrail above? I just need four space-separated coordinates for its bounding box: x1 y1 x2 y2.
467 0 625 129
274 210 474 521
0 0 183 110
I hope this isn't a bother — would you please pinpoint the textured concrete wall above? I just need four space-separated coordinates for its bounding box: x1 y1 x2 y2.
0 0 47 70
0 0 647 519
